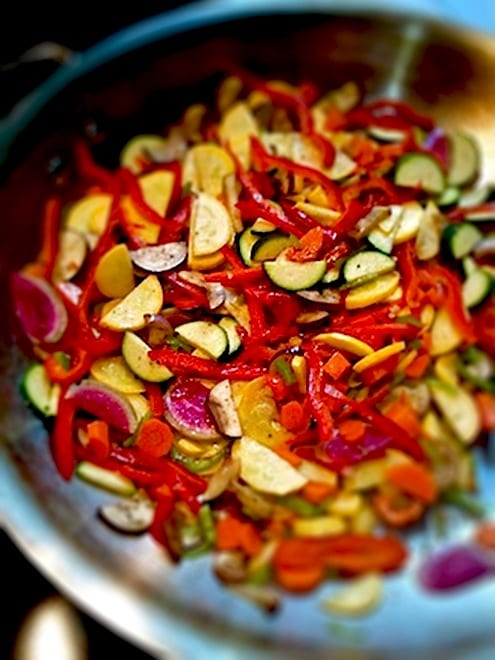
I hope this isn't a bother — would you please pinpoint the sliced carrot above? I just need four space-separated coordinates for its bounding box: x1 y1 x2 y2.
373 491 424 528
135 418 173 457
275 564 326 593
302 481 337 504
475 392 495 431
383 394 422 438
287 226 325 262
279 400 306 432
323 351 351 381
274 534 407 575
386 461 438 504
86 419 110 460
216 516 262 556
404 353 430 379
338 418 366 443
474 521 495 551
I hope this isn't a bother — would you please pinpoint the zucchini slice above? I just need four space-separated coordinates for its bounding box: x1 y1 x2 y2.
251 233 299 262
76 461 137 496
394 152 445 195
218 317 242 354
175 321 228 359
238 227 260 267
447 132 480 188
122 331 173 382
21 363 60 416
343 250 396 285
442 222 482 259
462 268 492 308
264 258 327 291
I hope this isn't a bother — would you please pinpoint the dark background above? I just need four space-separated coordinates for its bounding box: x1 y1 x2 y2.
1 5 195 659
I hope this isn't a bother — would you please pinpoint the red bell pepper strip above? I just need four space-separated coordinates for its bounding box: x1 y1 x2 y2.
204 266 265 288
220 244 245 270
144 382 165 417
324 383 425 461
346 99 434 132
395 241 422 309
44 347 92 387
305 344 334 442
237 173 311 238
73 139 117 190
149 496 175 550
37 197 61 280
148 346 266 380
50 391 76 480
118 167 166 226
251 137 343 211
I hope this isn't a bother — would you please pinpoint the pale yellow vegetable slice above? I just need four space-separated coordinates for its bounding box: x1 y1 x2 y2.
238 435 308 496
187 250 225 272
429 307 463 356
208 380 242 438
175 320 228 359
100 275 163 331
125 393 151 421
65 193 112 236
94 243 135 299
122 331 173 382
90 356 145 394
433 353 459 386
138 169 175 216
415 200 443 260
428 379 481 444
218 101 259 169
322 573 383 616
345 271 400 310
292 516 347 538
394 201 423 244
313 332 374 357
353 341 406 373
183 143 235 197
297 460 338 487
189 193 234 257
52 230 87 282
120 134 168 174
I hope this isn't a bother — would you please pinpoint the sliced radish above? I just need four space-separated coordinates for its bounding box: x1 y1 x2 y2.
164 377 220 440
11 271 68 344
67 380 138 433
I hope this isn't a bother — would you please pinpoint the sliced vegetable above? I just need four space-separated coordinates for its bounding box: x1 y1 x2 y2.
122 331 173 382
99 275 163 331
344 271 400 310
76 461 136 496
95 244 135 299
394 152 445 194
21 363 61 416
238 435 308 496
130 242 187 272
175 321 228 359
67 380 138 433
208 380 242 438
343 251 396 285
252 233 299 262
89 356 144 394
11 272 68 344
164 377 220 440
447 132 480 187
322 572 383 616
428 379 481 444
99 492 156 533
442 222 482 259
189 193 234 257
264 257 327 291
120 134 167 174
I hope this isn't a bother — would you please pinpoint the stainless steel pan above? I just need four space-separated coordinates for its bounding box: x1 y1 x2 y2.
1 3 495 658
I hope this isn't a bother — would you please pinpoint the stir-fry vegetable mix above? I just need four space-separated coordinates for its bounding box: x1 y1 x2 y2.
11 71 495 611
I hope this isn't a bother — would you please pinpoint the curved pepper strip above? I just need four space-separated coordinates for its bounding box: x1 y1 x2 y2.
50 390 76 480
251 137 343 212
148 346 266 380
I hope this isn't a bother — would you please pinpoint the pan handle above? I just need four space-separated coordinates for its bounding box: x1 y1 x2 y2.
0 42 75 166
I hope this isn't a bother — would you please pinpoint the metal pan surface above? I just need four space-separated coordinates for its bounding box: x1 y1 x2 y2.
1 4 495 658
